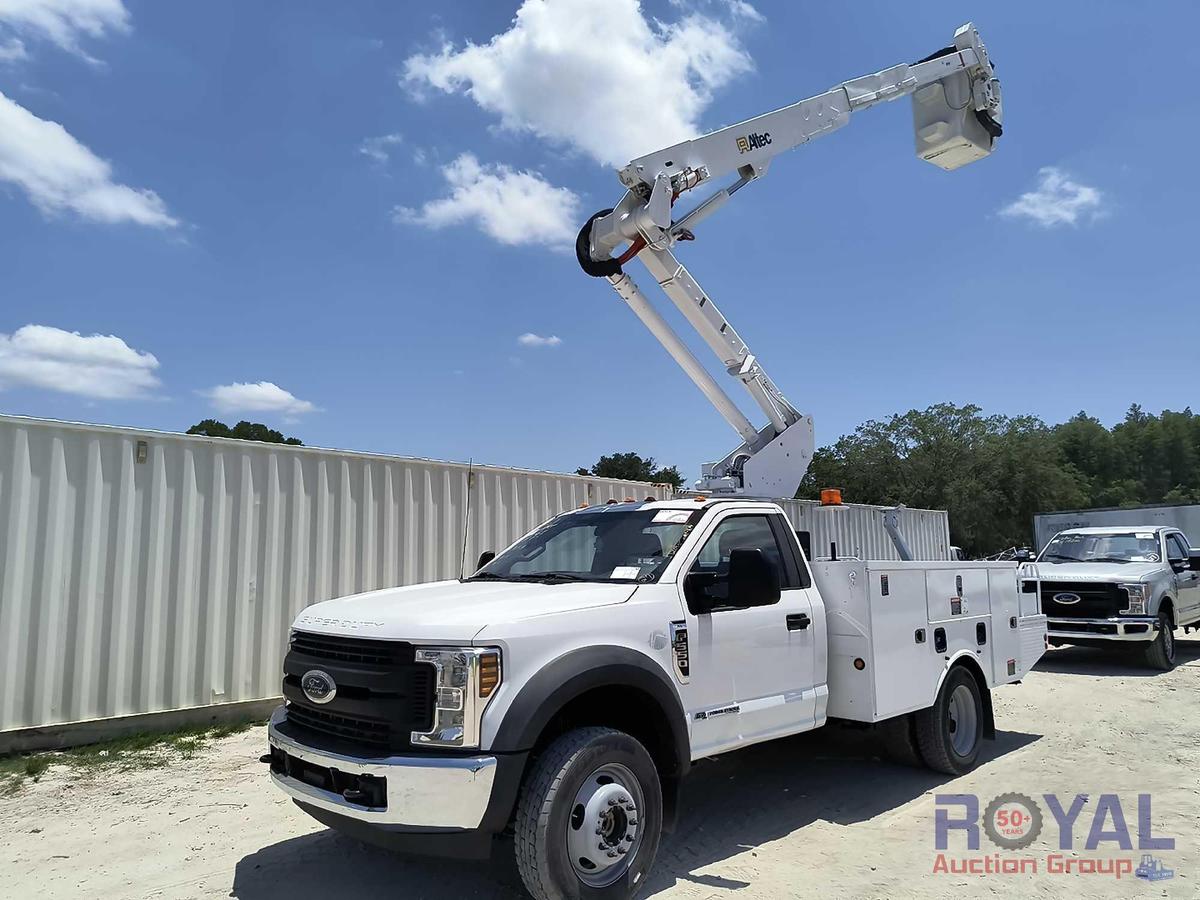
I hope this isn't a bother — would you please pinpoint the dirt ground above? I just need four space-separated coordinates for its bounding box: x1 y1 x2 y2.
3 635 1199 900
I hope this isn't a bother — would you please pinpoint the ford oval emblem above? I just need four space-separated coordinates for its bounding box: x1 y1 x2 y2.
301 669 337 705
1053 592 1081 605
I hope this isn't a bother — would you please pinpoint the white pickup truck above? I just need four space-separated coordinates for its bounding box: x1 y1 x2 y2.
265 498 1047 899
1030 525 1200 669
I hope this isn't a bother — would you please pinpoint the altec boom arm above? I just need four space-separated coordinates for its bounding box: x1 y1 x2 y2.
578 23 1003 497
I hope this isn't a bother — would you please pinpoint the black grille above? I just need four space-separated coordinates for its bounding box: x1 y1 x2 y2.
1039 581 1129 619
283 631 435 754
289 631 412 667
285 704 392 749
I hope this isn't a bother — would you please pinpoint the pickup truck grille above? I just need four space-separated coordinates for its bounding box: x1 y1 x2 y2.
1039 581 1129 618
282 631 435 755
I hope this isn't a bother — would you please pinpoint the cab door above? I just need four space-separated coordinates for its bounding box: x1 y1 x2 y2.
1166 532 1200 623
676 509 820 757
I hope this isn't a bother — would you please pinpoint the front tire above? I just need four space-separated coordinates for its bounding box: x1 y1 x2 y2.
1144 611 1176 671
514 726 662 900
915 666 984 775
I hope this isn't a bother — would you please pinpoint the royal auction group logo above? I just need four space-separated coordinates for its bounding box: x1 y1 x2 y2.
933 792 1176 880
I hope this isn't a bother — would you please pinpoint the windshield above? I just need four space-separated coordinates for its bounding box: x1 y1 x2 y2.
1038 531 1161 564
470 507 703 583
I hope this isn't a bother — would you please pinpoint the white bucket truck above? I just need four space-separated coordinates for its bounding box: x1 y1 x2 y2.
265 23 1043 899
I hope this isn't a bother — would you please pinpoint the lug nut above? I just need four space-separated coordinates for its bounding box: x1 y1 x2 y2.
608 798 619 806
618 846 628 855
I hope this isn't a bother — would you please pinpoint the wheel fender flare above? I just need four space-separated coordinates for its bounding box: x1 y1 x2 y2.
1157 597 1176 628
490 645 691 778
935 652 995 740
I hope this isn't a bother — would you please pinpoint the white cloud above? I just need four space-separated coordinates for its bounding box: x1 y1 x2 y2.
517 332 562 347
725 1 765 23
0 0 130 63
0 323 160 399
358 132 403 163
395 152 580 249
0 36 28 61
999 167 1106 228
0 90 178 227
403 0 754 167
202 381 318 421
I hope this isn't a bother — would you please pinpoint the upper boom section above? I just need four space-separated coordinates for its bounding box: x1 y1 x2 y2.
618 22 1001 195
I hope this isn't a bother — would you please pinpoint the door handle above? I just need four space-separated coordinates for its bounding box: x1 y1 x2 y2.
786 613 811 631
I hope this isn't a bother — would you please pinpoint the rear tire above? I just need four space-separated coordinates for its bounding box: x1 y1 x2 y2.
1143 611 1176 671
514 726 662 900
915 667 984 775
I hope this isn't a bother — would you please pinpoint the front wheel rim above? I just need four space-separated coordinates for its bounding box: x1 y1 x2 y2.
566 762 645 888
947 683 979 757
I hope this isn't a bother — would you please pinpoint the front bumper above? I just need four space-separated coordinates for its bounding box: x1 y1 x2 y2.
1047 616 1159 642
266 706 498 829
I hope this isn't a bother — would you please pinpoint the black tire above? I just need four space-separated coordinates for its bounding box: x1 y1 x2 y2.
514 727 662 900
878 713 922 767
915 667 984 775
1144 611 1176 671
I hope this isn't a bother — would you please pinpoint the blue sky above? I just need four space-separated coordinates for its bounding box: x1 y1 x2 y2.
1 1 1197 482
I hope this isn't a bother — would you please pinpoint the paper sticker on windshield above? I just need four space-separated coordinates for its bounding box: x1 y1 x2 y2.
1136 532 1155 540
653 510 692 524
611 566 642 579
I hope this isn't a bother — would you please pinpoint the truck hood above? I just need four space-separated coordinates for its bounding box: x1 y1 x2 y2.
1022 561 1162 583
292 579 639 642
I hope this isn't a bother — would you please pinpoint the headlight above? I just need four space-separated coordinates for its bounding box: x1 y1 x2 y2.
1120 584 1149 616
411 647 502 748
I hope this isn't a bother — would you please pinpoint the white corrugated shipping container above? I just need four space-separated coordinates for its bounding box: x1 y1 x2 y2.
1034 504 1200 552
776 498 951 562
0 415 672 745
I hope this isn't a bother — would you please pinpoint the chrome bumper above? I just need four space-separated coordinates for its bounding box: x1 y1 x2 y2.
267 707 498 829
1047 616 1159 642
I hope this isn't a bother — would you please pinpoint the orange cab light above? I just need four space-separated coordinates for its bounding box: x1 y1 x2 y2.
578 502 589 508
624 497 635 502
820 488 843 506
694 495 708 502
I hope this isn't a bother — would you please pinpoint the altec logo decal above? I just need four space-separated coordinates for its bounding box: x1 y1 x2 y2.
736 132 772 153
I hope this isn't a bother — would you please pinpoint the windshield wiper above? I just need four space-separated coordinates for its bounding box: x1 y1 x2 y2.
1088 557 1131 564
465 571 510 581
1040 553 1079 562
531 572 590 583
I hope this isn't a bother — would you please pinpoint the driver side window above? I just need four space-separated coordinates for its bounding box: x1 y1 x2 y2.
690 515 786 583
1167 533 1189 564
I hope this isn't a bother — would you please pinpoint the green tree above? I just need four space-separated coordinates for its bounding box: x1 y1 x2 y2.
577 452 683 490
800 404 1086 555
187 419 303 445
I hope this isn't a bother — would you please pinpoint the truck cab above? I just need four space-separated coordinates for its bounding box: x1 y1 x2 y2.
1029 525 1200 669
265 497 1045 899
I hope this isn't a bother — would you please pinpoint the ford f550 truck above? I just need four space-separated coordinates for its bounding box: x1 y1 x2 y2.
266 497 1047 899
1031 525 1200 669
265 22 1023 898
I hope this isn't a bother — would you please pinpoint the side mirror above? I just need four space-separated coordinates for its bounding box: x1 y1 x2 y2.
476 550 495 570
727 548 781 608
1188 552 1200 572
